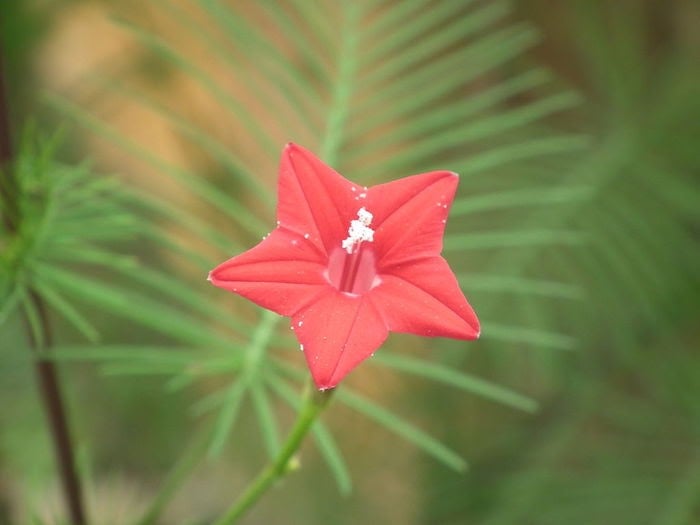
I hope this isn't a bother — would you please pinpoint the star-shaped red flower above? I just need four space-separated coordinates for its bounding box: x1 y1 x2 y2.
209 144 480 389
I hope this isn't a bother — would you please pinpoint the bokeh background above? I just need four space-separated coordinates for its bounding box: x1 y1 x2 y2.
1 1 699 524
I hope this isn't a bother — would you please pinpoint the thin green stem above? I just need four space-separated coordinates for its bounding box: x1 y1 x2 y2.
212 382 334 525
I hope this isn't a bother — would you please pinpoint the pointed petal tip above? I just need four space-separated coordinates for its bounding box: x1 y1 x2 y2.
473 315 481 338
452 325 481 341
283 142 305 155
467 318 481 340
207 267 226 286
207 267 228 288
282 142 303 164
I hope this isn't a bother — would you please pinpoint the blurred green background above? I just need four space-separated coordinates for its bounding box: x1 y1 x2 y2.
1 1 699 524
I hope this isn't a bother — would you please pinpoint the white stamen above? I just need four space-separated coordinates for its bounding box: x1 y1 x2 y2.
357 207 372 225
341 207 374 254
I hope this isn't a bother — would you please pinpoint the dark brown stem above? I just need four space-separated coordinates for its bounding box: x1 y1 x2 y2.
0 40 88 525
0 48 11 164
29 293 87 525
0 41 17 232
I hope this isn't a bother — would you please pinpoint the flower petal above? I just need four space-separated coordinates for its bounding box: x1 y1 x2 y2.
209 229 328 316
293 291 389 389
371 256 480 339
278 144 363 256
366 170 458 268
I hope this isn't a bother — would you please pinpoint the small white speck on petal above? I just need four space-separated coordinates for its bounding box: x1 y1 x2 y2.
303 233 310 239
299 344 304 351
298 320 303 327
291 239 299 246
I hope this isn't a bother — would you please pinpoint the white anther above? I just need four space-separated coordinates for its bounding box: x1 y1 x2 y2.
341 207 375 254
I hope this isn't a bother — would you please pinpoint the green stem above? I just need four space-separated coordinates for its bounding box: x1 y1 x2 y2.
212 382 334 525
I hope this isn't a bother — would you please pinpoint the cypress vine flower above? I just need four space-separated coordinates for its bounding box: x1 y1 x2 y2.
209 144 480 389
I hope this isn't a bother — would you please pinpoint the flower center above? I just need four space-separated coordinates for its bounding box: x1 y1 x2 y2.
326 207 380 295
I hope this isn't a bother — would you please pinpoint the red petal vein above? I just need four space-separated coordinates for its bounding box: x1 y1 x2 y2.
371 257 480 339
368 171 458 267
292 292 388 389
278 144 361 256
209 229 328 316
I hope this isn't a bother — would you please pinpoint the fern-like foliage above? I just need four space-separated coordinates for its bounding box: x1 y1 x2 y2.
34 0 591 509
0 129 139 341
4 1 692 523
417 3 700 524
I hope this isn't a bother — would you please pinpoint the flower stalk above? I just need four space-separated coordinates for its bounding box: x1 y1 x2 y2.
213 382 334 525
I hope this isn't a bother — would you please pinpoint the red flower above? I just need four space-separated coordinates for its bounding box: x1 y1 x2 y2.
209 144 480 389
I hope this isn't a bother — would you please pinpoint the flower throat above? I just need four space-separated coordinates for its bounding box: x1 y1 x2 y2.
326 207 379 294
